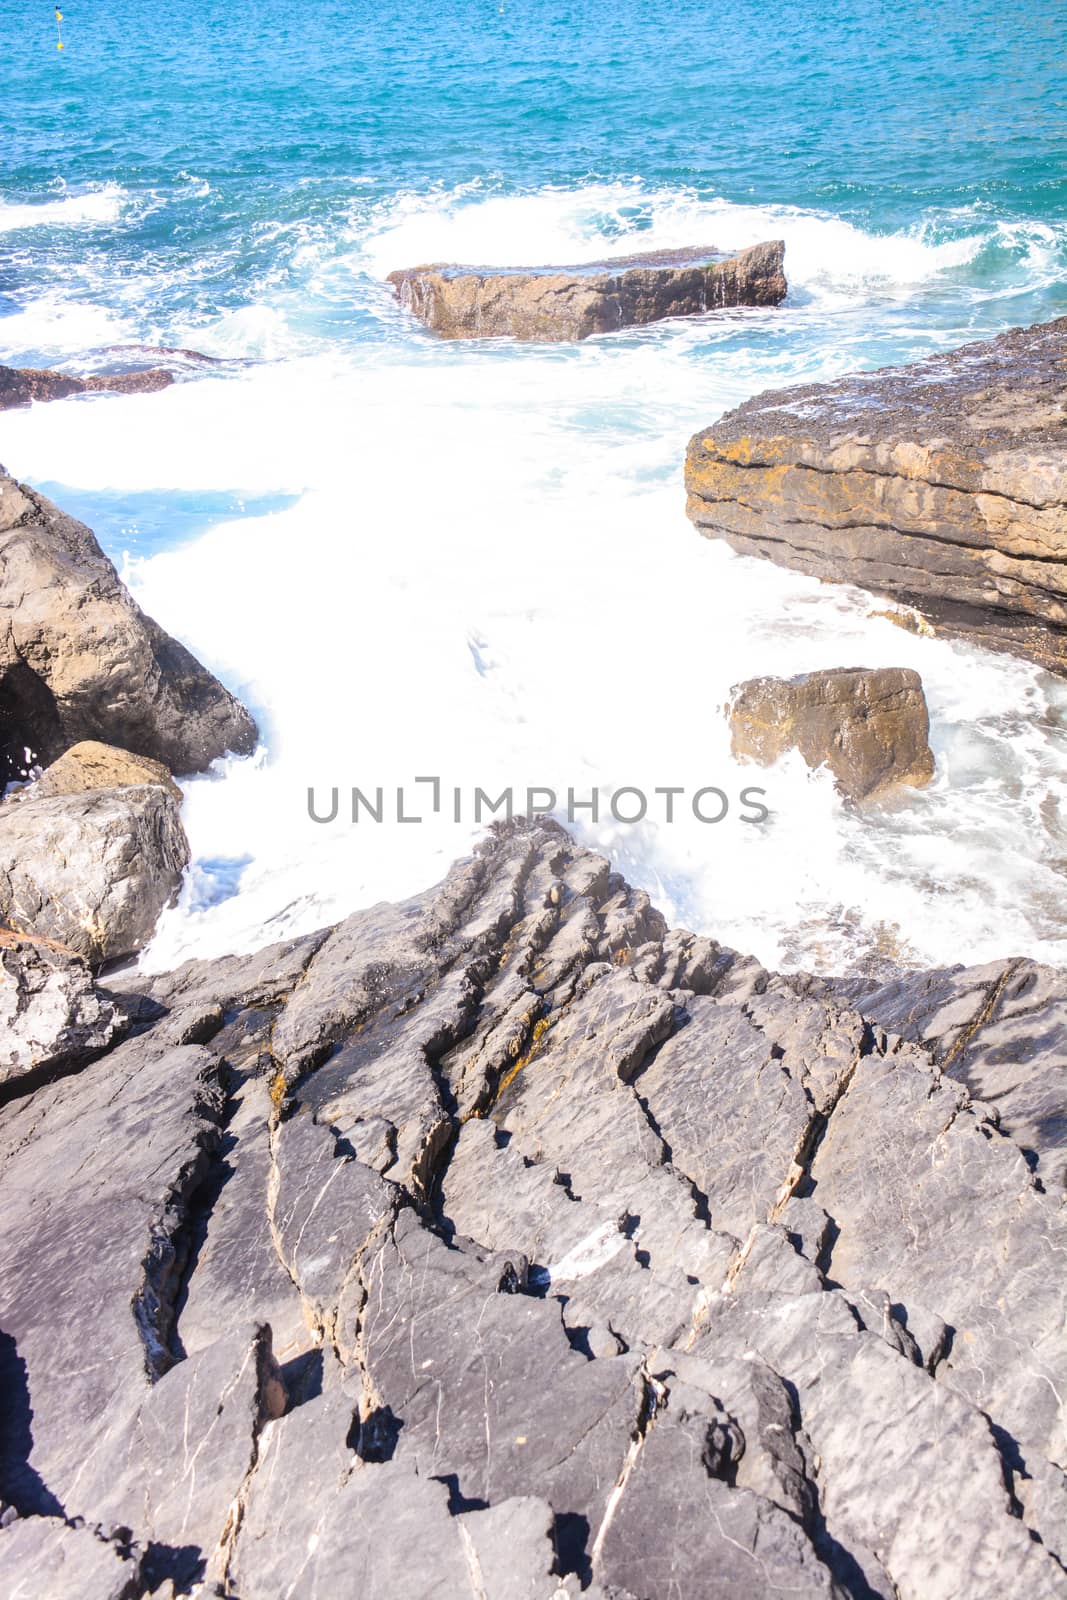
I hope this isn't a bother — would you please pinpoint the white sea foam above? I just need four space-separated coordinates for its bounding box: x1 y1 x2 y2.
178 304 308 361
0 182 127 233
0 292 136 361
4 178 1065 977
356 180 987 301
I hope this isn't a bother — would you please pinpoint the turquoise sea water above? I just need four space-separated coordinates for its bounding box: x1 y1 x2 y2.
3 0 1066 367
1 0 1066 973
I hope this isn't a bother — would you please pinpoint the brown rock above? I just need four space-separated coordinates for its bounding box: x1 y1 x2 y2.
0 364 173 410
388 240 786 341
0 468 257 781
727 666 935 802
685 317 1067 673
24 740 182 802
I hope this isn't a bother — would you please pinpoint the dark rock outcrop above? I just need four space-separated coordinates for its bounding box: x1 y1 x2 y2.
0 820 1063 1598
0 365 173 409
728 666 935 802
685 317 1067 672
0 468 257 780
389 240 786 341
0 782 189 964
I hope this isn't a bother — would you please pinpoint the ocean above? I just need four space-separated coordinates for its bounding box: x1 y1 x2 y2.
2 0 1066 974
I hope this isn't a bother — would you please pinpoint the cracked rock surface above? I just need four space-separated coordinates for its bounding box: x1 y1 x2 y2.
0 819 1064 1598
685 316 1067 673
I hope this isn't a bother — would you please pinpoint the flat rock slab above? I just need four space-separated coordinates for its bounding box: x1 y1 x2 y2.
388 240 786 340
686 316 1067 672
728 666 935 802
0 819 1063 1599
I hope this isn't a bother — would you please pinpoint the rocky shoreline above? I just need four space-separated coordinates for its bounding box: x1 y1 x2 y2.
0 465 257 969
1 318 1066 1599
1 818 1065 1598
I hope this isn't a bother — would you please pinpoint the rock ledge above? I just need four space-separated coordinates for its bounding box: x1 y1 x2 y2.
685 317 1067 672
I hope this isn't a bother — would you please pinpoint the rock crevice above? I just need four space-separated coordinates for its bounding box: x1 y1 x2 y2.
1 820 1064 1598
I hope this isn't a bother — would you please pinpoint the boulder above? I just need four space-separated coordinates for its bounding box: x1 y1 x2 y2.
0 820 1063 1598
685 317 1067 673
19 739 182 802
0 364 173 409
0 468 257 780
0 927 122 1098
0 785 189 964
727 666 935 801
388 240 786 341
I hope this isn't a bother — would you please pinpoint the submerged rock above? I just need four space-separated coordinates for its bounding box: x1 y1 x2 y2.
388 240 786 341
0 468 257 780
0 784 189 964
686 317 1067 672
728 666 935 802
0 819 1062 1598
0 364 173 409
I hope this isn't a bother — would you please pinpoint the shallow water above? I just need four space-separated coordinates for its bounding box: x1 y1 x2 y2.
2 0 1066 973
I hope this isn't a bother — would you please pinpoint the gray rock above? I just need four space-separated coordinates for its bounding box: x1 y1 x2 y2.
0 819 1063 1597
389 240 786 341
0 783 189 963
358 1206 645 1528
827 955 1067 1188
686 316 1067 673
0 927 122 1096
728 666 935 802
781 1042 1067 1467
0 468 257 780
458 1496 564 1599
594 1412 844 1598
0 1516 143 1600
689 1289 1064 1599
0 1041 227 1521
